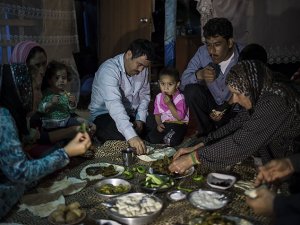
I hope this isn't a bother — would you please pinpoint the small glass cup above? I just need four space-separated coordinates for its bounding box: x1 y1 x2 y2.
121 147 135 167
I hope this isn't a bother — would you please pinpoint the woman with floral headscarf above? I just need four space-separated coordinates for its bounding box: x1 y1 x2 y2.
169 60 300 173
0 64 91 219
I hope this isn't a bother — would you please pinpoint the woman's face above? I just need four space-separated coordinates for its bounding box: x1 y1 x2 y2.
228 86 252 110
27 51 47 78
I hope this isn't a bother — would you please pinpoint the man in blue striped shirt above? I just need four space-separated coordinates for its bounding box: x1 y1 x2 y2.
180 18 244 137
89 39 155 155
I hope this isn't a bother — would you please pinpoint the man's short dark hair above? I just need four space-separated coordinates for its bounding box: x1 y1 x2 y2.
126 39 156 62
203 17 233 40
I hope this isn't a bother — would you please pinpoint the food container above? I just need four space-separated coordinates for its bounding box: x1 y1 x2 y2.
166 190 187 202
206 173 236 190
94 178 131 198
188 189 229 210
105 192 163 225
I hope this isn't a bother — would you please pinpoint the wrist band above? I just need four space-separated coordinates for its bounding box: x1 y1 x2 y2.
190 151 200 165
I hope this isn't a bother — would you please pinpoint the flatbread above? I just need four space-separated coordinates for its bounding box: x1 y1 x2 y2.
37 177 87 196
138 147 176 162
19 192 65 217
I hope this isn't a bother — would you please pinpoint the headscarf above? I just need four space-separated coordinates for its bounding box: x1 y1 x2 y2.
0 64 33 136
226 60 300 112
10 41 42 64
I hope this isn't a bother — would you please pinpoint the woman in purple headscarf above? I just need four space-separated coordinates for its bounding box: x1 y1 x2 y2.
10 41 83 150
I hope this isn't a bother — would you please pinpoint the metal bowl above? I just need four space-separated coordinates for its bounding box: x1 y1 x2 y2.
166 190 187 202
105 192 163 225
188 189 229 210
94 178 131 198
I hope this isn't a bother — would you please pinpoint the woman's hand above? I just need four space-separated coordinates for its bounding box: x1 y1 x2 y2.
255 158 294 186
64 132 91 157
246 188 275 216
172 142 204 161
172 147 194 161
169 153 194 174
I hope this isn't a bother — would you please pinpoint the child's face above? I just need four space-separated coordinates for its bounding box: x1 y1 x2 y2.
49 69 68 91
158 74 180 96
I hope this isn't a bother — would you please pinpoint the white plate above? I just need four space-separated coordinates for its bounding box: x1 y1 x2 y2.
80 163 124 181
207 173 236 190
188 189 228 210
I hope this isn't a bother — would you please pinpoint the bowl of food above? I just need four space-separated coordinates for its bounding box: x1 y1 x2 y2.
189 213 254 225
104 192 163 225
166 190 187 202
207 173 236 190
188 189 229 210
140 174 174 193
48 202 86 225
94 178 131 198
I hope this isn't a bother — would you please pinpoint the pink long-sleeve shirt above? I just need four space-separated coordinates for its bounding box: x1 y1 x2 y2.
153 90 189 123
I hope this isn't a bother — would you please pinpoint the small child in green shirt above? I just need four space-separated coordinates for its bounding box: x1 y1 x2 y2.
38 60 94 132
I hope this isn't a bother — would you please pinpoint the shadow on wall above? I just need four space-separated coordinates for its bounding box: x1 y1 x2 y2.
73 50 98 109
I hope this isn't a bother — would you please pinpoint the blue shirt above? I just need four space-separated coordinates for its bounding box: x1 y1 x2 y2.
0 107 70 219
180 43 243 105
89 53 150 140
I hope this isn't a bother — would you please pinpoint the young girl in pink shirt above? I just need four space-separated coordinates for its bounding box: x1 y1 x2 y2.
147 67 189 146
